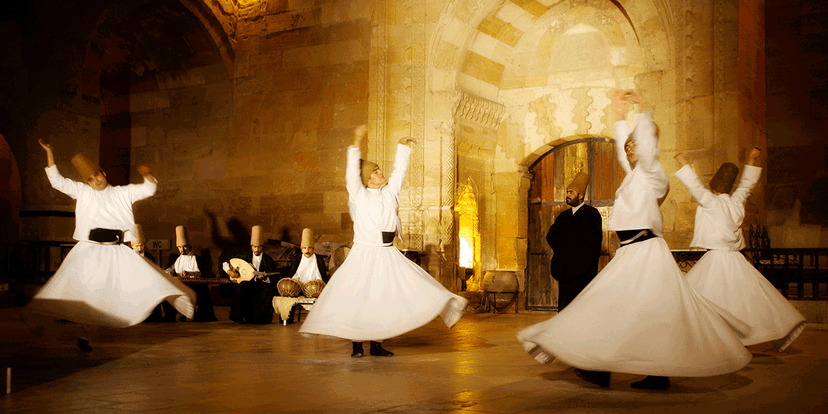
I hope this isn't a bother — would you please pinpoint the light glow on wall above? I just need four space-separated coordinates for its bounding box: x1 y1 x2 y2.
456 179 481 290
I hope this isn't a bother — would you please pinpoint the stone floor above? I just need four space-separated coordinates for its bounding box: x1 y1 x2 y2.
1 306 827 413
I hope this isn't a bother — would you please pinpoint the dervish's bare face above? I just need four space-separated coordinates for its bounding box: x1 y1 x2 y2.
625 139 638 168
86 171 108 191
301 246 314 258
367 167 386 189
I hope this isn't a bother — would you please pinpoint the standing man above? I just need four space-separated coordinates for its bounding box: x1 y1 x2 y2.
24 140 194 350
300 125 468 358
166 226 218 322
288 228 330 285
222 225 279 324
675 149 805 351
546 172 603 310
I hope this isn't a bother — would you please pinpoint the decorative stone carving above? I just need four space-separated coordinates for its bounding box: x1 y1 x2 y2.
454 92 506 129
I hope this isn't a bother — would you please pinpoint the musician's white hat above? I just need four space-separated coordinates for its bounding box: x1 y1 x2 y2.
175 225 189 247
301 228 314 248
251 225 265 246
134 224 146 244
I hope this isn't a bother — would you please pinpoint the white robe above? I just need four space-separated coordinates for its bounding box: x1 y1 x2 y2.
676 164 805 351
292 254 323 284
26 165 195 328
299 145 468 341
517 112 753 377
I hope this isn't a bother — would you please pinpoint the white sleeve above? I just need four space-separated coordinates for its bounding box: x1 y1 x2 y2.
675 165 718 209
385 144 412 196
45 165 83 199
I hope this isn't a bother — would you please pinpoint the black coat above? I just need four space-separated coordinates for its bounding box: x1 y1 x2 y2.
287 254 330 283
546 203 603 310
225 251 279 324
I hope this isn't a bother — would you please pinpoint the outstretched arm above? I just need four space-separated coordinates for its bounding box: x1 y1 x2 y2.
347 126 367 197
385 137 414 195
40 139 82 198
128 164 158 203
674 153 717 209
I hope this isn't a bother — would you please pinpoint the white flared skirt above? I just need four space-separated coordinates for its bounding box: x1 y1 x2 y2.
685 250 806 351
299 243 468 341
26 242 196 328
517 237 752 377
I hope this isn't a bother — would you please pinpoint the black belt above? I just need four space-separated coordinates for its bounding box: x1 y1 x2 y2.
89 228 124 244
382 231 396 244
617 229 656 246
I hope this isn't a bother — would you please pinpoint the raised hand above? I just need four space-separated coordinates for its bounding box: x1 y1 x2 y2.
353 125 368 148
674 153 689 167
747 146 761 166
137 165 152 176
399 137 416 146
38 139 55 167
38 138 53 152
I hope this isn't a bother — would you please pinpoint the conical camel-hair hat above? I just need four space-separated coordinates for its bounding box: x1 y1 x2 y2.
71 153 101 180
175 225 189 247
567 172 590 196
710 162 739 194
134 224 146 244
301 228 314 248
251 225 265 246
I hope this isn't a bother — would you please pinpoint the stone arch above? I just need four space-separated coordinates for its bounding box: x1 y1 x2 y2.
426 0 675 295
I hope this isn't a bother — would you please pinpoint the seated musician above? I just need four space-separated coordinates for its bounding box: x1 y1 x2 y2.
165 225 218 322
289 228 330 285
222 225 279 324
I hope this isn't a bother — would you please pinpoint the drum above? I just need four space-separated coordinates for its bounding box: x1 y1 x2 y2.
277 278 303 297
302 279 326 298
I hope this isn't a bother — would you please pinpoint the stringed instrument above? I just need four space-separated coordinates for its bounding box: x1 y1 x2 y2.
227 258 280 284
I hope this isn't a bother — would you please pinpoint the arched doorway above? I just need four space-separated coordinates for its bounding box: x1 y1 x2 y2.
526 137 623 310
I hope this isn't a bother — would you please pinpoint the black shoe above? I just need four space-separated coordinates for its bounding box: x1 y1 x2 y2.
631 376 670 390
369 341 394 357
574 368 610 387
351 342 364 358
77 338 92 352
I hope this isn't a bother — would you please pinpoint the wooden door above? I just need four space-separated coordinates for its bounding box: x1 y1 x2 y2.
526 138 623 310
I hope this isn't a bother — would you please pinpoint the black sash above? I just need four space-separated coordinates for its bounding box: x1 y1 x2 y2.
382 231 396 244
89 228 124 244
617 229 656 246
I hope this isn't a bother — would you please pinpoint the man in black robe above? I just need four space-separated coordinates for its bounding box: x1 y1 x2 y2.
546 171 603 310
222 225 279 324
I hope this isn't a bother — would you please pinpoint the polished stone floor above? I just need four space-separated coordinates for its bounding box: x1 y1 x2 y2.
1 306 827 414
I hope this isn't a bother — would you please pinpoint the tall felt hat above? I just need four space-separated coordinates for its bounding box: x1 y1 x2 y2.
250 225 265 246
71 153 101 180
710 162 739 194
175 225 189 247
301 228 314 248
360 159 378 186
134 224 146 245
567 172 590 195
